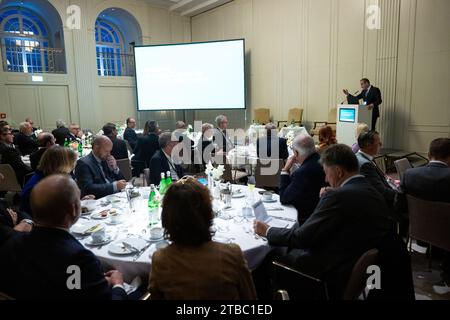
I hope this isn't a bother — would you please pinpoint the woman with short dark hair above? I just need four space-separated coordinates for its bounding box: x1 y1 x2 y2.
149 178 257 300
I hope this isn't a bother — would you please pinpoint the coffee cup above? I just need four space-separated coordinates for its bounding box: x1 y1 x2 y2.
150 227 164 240
262 192 273 201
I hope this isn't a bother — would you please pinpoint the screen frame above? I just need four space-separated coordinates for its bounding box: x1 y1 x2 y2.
133 38 247 112
339 108 356 123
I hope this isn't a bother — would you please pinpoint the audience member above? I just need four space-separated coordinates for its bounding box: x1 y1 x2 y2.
149 177 256 300
257 123 289 160
30 132 56 171
68 123 82 142
133 120 160 174
123 118 138 150
317 125 337 154
52 120 70 146
0 175 127 300
16 122 38 156
352 123 369 153
103 123 128 160
200 123 217 165
75 136 126 199
214 115 234 153
150 132 184 185
279 134 326 222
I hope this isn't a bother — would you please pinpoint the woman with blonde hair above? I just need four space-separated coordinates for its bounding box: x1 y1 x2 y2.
20 145 78 215
317 125 337 154
352 123 369 153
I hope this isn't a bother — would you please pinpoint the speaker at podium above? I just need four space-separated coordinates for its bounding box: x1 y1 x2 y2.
336 104 373 146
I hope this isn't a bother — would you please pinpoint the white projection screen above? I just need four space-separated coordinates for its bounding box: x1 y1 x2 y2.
134 39 246 111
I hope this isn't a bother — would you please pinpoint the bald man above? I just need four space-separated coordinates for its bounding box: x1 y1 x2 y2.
75 136 126 199
0 175 127 300
30 132 56 171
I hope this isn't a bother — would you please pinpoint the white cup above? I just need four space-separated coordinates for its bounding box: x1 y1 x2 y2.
150 227 164 240
262 192 273 201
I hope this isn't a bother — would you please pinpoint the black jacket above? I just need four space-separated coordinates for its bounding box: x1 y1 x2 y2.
350 86 382 119
74 153 125 199
267 176 392 295
16 133 38 156
279 153 326 221
149 150 184 185
0 143 33 186
107 136 128 160
0 227 127 300
401 162 450 203
133 133 160 168
30 148 47 171
257 136 289 160
52 127 71 146
123 128 138 151
213 128 234 153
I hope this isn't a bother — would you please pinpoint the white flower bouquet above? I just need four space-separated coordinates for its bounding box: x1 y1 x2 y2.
205 161 225 181
286 131 295 149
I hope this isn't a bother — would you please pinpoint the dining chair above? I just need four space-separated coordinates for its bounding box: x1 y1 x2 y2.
255 159 284 189
116 158 132 182
343 249 379 300
394 158 412 183
277 108 304 128
0 164 22 192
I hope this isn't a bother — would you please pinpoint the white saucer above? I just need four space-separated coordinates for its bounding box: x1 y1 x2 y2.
149 235 164 242
262 198 277 203
85 235 113 247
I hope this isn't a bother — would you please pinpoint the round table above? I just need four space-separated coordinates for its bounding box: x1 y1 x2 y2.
71 185 297 282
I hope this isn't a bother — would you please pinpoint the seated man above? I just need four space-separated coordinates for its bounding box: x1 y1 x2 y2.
103 123 128 160
68 123 82 143
133 121 160 173
0 127 33 186
257 123 289 160
279 134 326 222
16 122 38 156
0 175 127 300
150 132 184 185
123 118 138 151
75 136 127 199
52 120 70 146
401 138 450 202
356 131 397 208
254 145 392 298
30 132 55 171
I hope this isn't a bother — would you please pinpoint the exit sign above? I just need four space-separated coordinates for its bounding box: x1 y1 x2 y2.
0 113 6 119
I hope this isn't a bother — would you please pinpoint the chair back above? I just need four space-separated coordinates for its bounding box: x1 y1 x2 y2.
254 108 271 125
394 158 412 182
255 159 284 188
343 249 379 300
0 164 22 192
288 108 304 124
407 195 450 251
116 158 132 182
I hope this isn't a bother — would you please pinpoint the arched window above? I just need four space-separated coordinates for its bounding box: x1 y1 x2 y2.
95 19 125 76
0 8 52 73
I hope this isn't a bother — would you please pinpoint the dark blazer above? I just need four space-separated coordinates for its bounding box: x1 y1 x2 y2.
75 153 125 199
350 86 383 119
257 136 289 160
30 148 47 171
279 153 326 222
20 171 44 216
356 151 397 208
16 133 38 156
213 128 234 153
123 127 138 150
52 127 71 146
0 227 127 300
201 137 217 165
401 162 450 203
267 176 392 296
133 133 160 168
0 143 33 186
149 150 184 185
107 136 128 160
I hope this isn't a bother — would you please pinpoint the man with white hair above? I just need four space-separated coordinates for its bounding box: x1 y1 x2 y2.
52 119 70 146
213 115 235 153
16 122 38 156
278 134 326 222
149 132 184 185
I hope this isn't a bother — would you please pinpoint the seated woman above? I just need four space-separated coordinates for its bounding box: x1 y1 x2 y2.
317 125 337 154
351 123 369 153
149 177 256 300
20 146 77 215
200 123 218 165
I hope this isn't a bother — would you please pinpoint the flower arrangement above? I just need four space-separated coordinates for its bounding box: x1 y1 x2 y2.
285 130 295 149
205 161 225 181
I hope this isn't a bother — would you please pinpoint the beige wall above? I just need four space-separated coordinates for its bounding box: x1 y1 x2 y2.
191 0 450 151
0 0 191 132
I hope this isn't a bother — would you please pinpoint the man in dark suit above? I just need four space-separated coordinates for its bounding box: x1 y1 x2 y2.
123 118 138 151
279 134 326 222
103 123 128 160
150 132 184 185
254 145 392 298
0 127 33 186
257 123 289 160
133 121 160 174
0 175 127 300
75 136 127 199
213 115 234 153
30 132 56 171
344 78 382 130
52 120 71 146
16 122 38 156
401 138 450 202
356 131 398 209
68 123 82 143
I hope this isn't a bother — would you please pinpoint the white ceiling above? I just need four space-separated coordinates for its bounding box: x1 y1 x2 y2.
141 0 232 17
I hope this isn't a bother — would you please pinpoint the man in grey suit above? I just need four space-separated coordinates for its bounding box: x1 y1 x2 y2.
254 144 392 298
75 136 127 199
356 131 398 209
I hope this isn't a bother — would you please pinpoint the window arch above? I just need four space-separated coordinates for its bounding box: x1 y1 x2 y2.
95 19 125 76
0 8 51 73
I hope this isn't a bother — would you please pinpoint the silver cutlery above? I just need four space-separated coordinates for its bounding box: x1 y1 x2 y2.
268 215 296 222
122 242 140 253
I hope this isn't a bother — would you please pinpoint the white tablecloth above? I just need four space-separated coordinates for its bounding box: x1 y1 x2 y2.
279 126 308 138
71 186 297 282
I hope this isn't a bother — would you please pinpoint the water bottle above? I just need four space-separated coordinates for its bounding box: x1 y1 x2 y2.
166 171 172 188
159 172 167 195
77 140 83 157
148 184 159 226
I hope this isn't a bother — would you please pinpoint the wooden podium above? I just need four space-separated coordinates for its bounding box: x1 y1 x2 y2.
336 104 373 146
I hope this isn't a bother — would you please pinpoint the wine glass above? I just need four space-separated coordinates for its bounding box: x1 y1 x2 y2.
247 176 256 205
